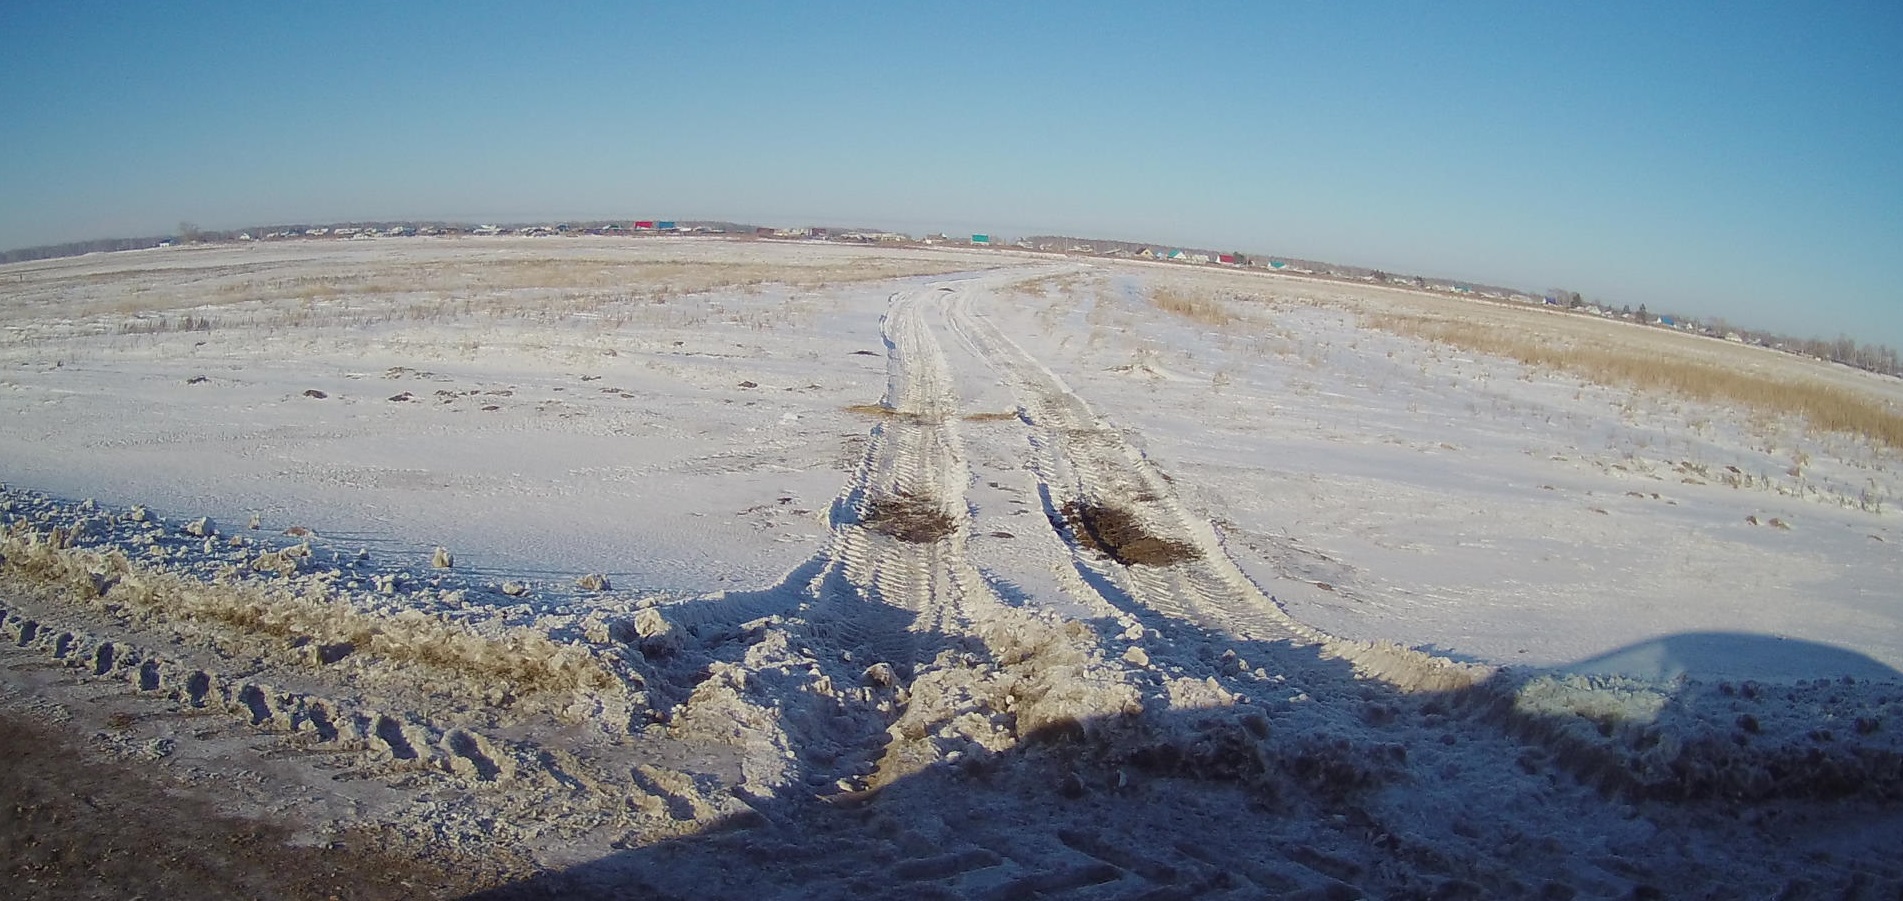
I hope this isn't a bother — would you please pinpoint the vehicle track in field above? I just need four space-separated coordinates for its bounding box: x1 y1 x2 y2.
831 286 988 655
941 283 1486 694
647 285 1148 800
660 288 997 673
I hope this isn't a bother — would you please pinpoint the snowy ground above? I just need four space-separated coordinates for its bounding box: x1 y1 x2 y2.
3 237 1901 898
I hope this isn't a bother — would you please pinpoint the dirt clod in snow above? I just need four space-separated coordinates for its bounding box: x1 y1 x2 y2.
862 494 956 543
1060 501 1200 566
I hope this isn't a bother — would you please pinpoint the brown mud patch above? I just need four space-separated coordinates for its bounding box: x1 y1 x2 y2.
0 708 509 900
843 403 933 424
862 494 957 543
1061 501 1201 567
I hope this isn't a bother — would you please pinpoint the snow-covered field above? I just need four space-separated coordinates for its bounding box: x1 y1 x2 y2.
4 237 1901 898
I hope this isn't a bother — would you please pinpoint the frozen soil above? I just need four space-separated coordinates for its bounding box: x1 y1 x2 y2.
3 238 1903 898
0 705 505 900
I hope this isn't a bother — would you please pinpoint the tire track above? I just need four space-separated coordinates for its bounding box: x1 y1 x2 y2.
650 287 984 669
651 289 1032 766
645 286 1152 816
943 286 1488 693
828 287 985 660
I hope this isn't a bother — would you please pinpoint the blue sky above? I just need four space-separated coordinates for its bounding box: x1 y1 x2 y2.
3 2 1898 348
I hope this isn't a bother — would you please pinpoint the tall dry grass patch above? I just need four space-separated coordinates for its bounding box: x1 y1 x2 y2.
1012 272 1092 298
1369 312 1903 451
1148 285 1237 326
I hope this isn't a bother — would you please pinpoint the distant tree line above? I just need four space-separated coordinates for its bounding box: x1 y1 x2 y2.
1750 331 1899 377
1 235 172 264
1546 287 1900 379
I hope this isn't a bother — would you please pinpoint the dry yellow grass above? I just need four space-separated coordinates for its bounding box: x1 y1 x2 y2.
0 523 616 700
1011 272 1091 298
1148 285 1236 326
1370 312 1903 451
3 246 978 338
845 403 1014 423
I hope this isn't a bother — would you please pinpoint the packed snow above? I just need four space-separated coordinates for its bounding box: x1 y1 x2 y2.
3 237 1901 898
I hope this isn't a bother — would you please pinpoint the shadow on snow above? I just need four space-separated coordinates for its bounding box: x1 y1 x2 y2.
469 587 1903 900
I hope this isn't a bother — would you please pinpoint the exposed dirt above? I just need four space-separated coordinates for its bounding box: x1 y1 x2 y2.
1060 501 1201 567
861 493 958 543
844 402 937 425
0 707 508 900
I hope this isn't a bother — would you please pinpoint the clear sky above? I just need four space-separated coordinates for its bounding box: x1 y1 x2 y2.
3 2 1898 348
